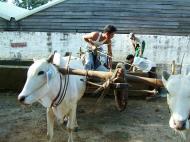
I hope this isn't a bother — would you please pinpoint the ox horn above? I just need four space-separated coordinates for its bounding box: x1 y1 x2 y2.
47 50 57 63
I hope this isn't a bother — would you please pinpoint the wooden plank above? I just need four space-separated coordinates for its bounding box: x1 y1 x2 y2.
15 23 190 32
63 0 190 5
9 27 189 36
15 21 183 28
42 6 190 15
17 23 179 29
33 11 190 18
52 3 190 11
24 15 190 24
20 19 179 27
57 1 190 7
14 24 190 32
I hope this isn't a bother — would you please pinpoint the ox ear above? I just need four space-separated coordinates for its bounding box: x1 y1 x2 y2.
47 51 57 63
162 71 171 86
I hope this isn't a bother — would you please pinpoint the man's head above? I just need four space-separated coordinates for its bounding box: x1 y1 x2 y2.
129 33 135 40
126 54 134 64
103 25 117 39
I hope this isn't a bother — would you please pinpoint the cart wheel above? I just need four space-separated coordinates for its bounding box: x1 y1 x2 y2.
114 89 128 111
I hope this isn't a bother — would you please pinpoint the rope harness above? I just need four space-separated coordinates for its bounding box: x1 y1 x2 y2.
50 70 70 107
50 56 71 107
50 66 69 107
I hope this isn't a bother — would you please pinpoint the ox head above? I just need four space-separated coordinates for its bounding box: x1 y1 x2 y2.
162 71 190 131
18 53 59 106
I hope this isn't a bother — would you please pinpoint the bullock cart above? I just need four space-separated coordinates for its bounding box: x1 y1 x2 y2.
58 61 163 112
0 58 163 112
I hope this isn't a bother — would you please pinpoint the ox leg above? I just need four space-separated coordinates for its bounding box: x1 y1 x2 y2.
67 105 77 142
47 107 55 142
74 115 79 132
67 128 73 142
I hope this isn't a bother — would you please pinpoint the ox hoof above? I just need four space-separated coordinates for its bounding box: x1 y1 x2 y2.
74 127 79 132
66 127 79 132
47 133 50 139
47 135 50 141
47 133 53 142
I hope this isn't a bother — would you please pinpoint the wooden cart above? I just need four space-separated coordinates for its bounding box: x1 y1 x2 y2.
59 62 163 112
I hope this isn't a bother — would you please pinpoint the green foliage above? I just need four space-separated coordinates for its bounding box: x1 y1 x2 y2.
0 0 51 9
16 0 50 9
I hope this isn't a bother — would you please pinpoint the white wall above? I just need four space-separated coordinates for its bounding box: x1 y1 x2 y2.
0 31 190 74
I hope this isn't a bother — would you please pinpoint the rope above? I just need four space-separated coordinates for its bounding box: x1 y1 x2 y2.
51 56 72 107
51 67 70 107
50 74 62 107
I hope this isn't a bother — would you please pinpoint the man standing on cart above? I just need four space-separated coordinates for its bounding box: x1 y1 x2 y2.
83 25 117 71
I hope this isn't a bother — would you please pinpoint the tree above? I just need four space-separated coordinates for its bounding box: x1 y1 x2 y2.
0 0 51 9
0 0 49 9
17 0 50 9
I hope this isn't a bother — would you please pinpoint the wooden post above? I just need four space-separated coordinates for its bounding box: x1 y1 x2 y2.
171 60 176 75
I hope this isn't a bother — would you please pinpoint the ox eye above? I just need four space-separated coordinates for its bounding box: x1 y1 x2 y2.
38 71 44 76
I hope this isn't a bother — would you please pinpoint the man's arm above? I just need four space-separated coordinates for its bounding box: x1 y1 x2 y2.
139 47 143 57
138 39 144 57
131 40 136 54
83 32 97 50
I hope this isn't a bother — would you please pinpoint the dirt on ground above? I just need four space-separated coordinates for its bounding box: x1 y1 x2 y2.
0 92 183 142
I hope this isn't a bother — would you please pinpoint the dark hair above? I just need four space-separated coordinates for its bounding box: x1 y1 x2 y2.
126 54 134 60
103 25 117 33
64 52 72 56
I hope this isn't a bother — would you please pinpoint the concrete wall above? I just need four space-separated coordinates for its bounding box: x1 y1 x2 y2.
0 31 190 74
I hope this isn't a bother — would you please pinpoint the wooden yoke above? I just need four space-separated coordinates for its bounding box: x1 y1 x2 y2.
58 68 113 80
58 67 163 87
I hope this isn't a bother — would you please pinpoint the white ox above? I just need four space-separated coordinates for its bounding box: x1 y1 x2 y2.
18 53 86 142
162 71 190 140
